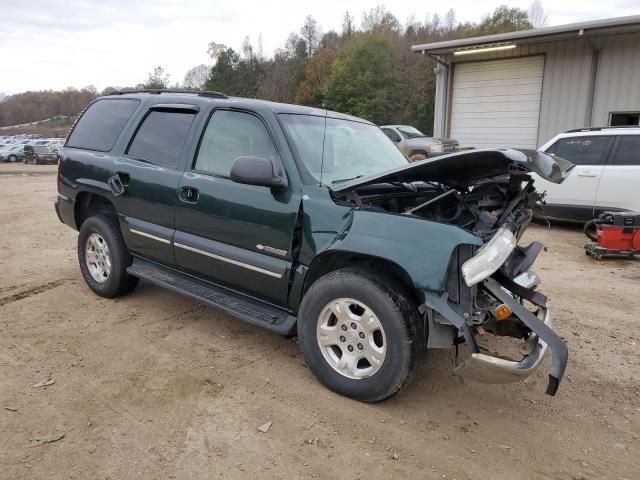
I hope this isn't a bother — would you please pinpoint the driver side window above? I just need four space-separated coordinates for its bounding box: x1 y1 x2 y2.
194 110 277 176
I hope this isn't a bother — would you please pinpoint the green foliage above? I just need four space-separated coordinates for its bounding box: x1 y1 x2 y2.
476 5 533 35
142 66 170 89
326 35 397 124
204 48 263 97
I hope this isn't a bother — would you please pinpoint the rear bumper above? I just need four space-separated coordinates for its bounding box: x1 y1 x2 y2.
54 193 76 229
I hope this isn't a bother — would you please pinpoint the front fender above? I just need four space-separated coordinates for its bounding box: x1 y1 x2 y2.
323 209 482 292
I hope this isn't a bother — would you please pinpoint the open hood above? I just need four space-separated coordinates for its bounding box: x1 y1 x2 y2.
331 148 574 192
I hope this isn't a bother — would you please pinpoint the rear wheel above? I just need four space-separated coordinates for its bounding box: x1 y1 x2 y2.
78 215 138 298
298 268 424 402
8 155 17 163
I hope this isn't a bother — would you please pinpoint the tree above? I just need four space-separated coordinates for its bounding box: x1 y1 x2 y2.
342 11 355 37
300 15 319 57
326 35 397 124
183 64 210 89
444 9 456 32
207 42 227 61
204 47 263 98
477 6 532 35
142 66 170 89
294 49 336 107
361 6 401 34
528 0 549 28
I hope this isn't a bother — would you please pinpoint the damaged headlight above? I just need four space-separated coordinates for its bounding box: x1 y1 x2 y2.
461 226 516 286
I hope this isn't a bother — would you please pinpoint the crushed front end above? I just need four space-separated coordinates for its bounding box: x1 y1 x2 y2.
331 149 572 395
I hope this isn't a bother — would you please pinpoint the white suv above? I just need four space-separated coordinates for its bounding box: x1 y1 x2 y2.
533 127 640 222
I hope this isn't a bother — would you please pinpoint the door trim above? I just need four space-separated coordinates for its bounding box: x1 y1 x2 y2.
174 242 282 278
130 228 171 244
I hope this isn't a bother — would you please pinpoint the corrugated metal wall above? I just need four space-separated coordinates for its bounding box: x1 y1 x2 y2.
433 32 639 147
592 32 640 125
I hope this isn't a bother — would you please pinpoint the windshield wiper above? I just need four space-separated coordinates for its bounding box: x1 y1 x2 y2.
330 175 364 184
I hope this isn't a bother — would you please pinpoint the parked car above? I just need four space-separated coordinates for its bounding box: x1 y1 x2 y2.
0 144 25 162
380 125 459 160
23 144 59 164
534 127 640 222
55 90 571 402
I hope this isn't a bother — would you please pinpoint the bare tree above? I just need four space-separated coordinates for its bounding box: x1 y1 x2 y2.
342 11 355 37
444 9 456 32
300 15 319 57
528 0 549 28
241 36 254 59
207 42 227 61
183 64 211 89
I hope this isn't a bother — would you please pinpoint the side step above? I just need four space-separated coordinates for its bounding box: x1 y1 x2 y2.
127 257 297 335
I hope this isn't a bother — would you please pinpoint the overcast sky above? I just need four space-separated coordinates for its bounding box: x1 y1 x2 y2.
1 0 639 95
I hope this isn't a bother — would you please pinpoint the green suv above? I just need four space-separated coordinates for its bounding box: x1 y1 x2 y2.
55 90 571 402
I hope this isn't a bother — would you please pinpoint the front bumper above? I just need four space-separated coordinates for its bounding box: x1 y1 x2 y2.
453 306 552 384
423 274 568 396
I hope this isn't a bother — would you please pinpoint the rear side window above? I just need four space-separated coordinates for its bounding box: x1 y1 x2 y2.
67 99 139 152
194 110 277 176
127 111 195 167
547 136 612 165
612 136 640 166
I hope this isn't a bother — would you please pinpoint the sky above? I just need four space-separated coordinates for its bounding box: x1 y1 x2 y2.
1 0 639 95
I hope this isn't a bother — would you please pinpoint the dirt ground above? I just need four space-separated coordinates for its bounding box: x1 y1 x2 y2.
1 162 639 480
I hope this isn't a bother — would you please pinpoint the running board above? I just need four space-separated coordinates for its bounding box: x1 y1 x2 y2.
127 257 297 335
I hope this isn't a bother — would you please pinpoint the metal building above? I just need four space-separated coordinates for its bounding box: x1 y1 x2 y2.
411 15 640 149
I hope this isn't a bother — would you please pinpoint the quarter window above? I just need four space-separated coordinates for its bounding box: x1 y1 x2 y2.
382 128 401 143
67 99 139 152
547 136 612 165
194 110 277 176
127 110 195 167
612 136 640 166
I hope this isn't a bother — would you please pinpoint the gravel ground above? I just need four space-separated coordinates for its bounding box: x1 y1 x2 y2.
1 163 639 480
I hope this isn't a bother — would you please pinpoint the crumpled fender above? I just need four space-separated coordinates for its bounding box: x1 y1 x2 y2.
321 209 482 291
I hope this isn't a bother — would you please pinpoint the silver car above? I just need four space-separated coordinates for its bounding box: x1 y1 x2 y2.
381 125 459 161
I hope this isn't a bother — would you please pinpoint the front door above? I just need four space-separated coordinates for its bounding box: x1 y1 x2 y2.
174 108 301 306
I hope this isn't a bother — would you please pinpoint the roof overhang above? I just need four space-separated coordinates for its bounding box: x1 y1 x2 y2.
412 15 640 56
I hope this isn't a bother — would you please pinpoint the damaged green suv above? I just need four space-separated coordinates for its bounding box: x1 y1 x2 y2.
55 90 572 402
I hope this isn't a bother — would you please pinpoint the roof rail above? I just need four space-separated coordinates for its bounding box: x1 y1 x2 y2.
565 125 640 133
109 89 228 99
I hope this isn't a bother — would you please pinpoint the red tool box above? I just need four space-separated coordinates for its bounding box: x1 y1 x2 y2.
585 211 640 259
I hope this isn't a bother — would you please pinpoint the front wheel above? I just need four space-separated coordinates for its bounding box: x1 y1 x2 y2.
8 155 17 163
298 268 424 402
78 215 138 298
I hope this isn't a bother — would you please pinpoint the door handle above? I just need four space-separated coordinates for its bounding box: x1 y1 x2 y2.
577 172 597 177
180 186 199 203
108 172 130 196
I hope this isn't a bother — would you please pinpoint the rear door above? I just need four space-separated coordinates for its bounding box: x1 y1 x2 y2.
173 108 301 306
537 135 614 221
594 134 640 213
114 104 199 265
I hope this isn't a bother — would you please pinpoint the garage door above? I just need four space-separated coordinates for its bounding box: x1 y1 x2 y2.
450 56 544 149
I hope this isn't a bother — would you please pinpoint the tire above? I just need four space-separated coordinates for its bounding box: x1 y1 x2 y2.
297 268 424 402
34 155 40 165
584 219 598 241
77 215 138 298
8 155 17 163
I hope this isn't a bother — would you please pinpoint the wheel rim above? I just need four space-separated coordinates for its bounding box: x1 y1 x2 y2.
85 233 111 283
316 298 387 380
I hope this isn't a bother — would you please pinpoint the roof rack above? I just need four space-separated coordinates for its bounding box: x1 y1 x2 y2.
109 89 228 99
565 125 640 133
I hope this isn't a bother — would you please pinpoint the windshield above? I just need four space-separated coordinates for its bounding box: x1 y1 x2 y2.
397 126 425 139
279 114 408 185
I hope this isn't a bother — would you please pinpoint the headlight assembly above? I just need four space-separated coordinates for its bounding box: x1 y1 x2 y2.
461 226 516 286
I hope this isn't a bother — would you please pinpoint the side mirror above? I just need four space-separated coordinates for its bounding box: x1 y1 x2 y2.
230 156 288 190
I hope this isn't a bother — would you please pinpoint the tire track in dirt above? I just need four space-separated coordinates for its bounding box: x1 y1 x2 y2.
0 278 70 307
